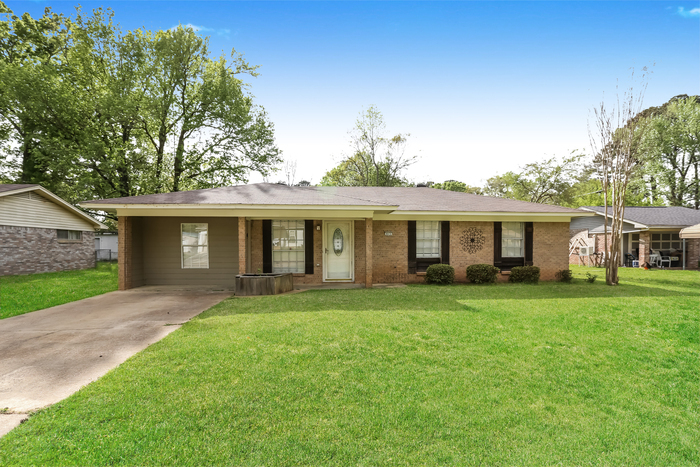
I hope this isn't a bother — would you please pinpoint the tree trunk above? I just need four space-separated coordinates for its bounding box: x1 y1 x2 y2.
173 130 186 192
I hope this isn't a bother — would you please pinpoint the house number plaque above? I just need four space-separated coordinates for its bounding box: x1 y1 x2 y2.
333 228 344 256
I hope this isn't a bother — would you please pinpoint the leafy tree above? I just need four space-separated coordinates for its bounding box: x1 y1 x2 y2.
589 68 648 285
638 95 700 208
431 180 482 195
0 2 69 187
0 4 280 208
320 106 416 187
482 153 587 206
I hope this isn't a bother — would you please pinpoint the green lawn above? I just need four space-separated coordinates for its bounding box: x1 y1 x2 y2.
0 262 118 319
0 266 697 465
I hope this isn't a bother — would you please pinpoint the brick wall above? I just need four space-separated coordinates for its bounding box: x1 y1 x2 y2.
354 220 366 284
118 216 144 290
247 219 573 284
532 222 570 281
687 238 700 269
372 220 424 284
0 225 95 276
449 221 495 282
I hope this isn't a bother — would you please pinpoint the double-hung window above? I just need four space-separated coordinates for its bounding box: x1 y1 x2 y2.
416 221 441 258
272 220 305 273
57 230 82 241
501 222 524 257
181 223 209 269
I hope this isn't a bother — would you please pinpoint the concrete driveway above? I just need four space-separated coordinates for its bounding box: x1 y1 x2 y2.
0 288 231 436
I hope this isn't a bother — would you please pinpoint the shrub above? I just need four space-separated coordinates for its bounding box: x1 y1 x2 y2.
555 269 573 283
425 264 455 285
509 266 540 284
466 264 500 284
586 272 598 283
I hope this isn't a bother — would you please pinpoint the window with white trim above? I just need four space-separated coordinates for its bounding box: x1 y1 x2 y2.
501 222 524 257
416 221 441 258
272 220 305 273
181 223 209 269
57 230 82 241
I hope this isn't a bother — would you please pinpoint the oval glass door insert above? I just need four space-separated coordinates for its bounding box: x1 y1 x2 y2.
333 228 344 256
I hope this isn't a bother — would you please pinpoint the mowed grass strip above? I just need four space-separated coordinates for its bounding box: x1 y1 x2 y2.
0 267 697 465
0 262 118 319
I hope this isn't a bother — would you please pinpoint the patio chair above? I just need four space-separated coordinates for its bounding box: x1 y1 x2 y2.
624 253 637 267
659 255 672 269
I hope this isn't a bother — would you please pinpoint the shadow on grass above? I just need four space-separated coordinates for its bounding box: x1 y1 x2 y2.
199 279 698 318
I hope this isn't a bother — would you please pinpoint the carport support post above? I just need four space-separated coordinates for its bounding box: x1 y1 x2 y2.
365 218 373 288
238 217 247 275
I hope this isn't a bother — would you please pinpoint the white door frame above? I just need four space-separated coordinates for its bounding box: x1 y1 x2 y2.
322 220 354 282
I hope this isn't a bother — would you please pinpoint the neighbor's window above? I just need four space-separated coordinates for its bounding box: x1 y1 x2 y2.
651 232 681 251
272 220 305 273
181 223 209 269
416 221 441 258
57 230 81 241
501 222 524 257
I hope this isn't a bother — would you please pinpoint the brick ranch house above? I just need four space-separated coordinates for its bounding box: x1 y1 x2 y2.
569 206 700 269
81 183 594 290
0 184 106 276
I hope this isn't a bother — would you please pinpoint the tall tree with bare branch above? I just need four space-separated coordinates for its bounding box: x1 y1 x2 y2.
589 69 649 285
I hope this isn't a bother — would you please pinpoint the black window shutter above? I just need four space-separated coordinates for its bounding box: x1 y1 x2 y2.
408 221 417 274
525 222 534 265
305 220 314 275
262 220 272 273
441 221 450 265
493 221 502 267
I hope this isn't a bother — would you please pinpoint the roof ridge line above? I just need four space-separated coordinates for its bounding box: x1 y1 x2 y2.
311 186 396 206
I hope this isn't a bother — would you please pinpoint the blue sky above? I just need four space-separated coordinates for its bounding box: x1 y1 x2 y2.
6 1 700 186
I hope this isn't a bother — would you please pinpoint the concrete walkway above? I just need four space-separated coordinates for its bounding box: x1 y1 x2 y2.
0 289 231 437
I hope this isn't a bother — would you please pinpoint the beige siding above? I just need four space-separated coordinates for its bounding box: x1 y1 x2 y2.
142 217 238 286
0 192 94 231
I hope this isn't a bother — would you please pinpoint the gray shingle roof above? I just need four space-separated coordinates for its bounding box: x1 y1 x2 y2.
0 183 38 194
583 206 700 227
82 183 582 214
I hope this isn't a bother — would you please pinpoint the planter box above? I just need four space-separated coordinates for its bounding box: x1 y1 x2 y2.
235 273 294 296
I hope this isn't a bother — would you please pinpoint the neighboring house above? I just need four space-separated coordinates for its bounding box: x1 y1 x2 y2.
94 231 119 260
0 184 107 276
569 206 700 269
81 183 591 290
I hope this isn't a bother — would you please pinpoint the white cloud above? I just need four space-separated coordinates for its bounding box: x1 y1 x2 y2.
677 6 700 18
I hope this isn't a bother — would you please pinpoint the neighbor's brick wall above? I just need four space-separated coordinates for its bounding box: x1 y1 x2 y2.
449 221 495 282
687 238 700 269
533 222 570 281
0 225 95 276
638 231 651 267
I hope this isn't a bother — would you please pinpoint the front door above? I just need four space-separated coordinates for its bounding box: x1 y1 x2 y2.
324 221 353 281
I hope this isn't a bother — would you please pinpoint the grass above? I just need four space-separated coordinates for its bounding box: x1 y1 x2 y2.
0 266 697 465
0 262 118 319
